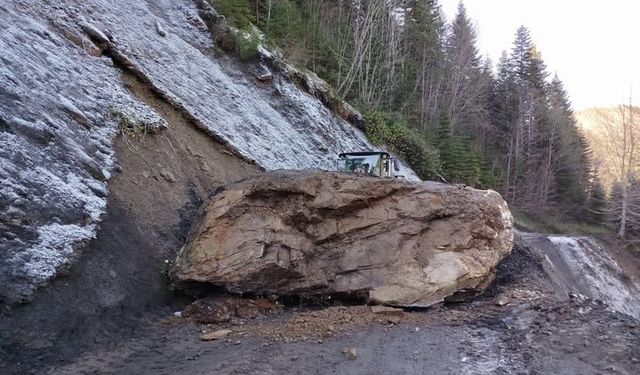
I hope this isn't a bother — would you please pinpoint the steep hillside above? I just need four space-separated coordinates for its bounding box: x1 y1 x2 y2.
0 1 419 370
1 2 639 375
0 0 416 305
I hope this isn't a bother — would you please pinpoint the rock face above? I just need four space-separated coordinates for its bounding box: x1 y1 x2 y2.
0 0 415 303
172 171 514 307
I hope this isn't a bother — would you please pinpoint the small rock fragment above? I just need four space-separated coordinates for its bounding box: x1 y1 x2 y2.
80 22 111 46
253 299 277 309
371 305 404 315
251 62 273 82
155 21 166 37
495 297 509 306
183 299 232 324
386 316 401 325
59 96 92 128
200 329 232 341
159 169 176 183
198 160 210 171
342 347 357 360
103 28 115 42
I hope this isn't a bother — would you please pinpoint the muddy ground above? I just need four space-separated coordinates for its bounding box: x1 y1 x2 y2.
3 242 639 375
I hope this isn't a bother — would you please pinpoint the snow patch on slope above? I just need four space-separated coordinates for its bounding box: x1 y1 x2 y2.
0 2 166 302
548 236 640 319
13 223 97 283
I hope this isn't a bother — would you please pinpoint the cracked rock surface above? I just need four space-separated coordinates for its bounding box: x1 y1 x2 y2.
172 170 514 306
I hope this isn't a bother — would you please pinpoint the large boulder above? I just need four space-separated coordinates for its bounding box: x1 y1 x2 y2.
172 170 514 307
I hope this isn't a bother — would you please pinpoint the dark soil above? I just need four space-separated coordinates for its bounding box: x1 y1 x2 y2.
4 238 639 375
0 72 259 374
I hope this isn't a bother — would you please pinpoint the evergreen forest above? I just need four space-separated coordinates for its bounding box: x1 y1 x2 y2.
212 0 606 230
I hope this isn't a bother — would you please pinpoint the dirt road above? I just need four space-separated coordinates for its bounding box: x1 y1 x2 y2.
19 243 639 375
47 298 639 375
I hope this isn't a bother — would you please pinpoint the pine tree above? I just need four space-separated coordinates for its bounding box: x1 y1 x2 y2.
586 177 607 224
548 76 591 215
528 45 549 90
443 2 487 134
436 111 454 179
256 0 305 45
500 26 558 211
510 26 533 82
211 0 255 29
403 0 446 130
627 177 640 237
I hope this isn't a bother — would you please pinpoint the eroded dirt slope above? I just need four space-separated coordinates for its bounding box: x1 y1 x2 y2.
0 72 259 374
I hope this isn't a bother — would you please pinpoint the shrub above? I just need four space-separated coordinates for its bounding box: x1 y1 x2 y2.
232 30 260 61
394 129 441 179
209 0 255 30
110 108 149 137
364 110 441 180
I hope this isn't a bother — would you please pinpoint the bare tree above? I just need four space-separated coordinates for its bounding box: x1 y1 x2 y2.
587 101 640 238
332 0 406 108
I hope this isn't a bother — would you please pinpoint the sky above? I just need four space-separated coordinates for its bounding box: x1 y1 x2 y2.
439 0 640 110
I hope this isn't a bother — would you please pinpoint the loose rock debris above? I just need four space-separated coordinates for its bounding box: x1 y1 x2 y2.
181 297 281 324
200 329 232 341
179 298 436 342
342 347 357 360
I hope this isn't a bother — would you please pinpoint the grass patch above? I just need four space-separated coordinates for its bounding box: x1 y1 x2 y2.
110 108 150 138
513 210 609 236
232 30 260 61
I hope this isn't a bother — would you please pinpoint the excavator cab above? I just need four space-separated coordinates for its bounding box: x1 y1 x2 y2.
336 151 400 178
